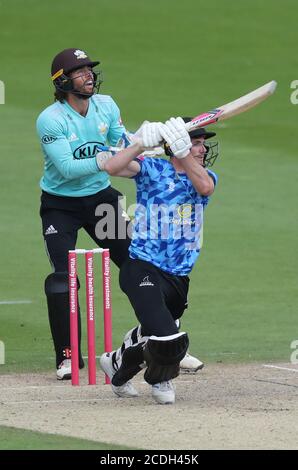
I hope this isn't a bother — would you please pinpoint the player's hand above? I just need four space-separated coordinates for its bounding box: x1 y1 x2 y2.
160 117 191 159
133 121 164 148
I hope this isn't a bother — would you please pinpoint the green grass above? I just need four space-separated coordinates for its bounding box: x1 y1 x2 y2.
0 425 134 450
0 0 297 376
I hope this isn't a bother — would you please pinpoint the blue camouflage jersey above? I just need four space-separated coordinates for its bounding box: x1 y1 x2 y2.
129 158 217 276
36 94 126 196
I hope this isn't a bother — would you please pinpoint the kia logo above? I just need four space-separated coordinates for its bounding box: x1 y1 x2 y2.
74 141 103 159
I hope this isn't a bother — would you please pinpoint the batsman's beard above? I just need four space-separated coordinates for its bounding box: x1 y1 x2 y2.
71 80 96 99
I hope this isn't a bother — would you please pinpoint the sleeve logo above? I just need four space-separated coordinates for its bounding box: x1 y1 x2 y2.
42 135 57 144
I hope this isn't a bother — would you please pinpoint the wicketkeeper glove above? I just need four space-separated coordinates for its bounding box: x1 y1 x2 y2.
160 117 192 159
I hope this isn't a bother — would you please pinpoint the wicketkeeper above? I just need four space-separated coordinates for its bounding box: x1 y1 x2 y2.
36 48 162 380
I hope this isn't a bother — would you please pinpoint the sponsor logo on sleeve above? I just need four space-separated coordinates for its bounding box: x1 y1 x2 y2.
42 135 57 144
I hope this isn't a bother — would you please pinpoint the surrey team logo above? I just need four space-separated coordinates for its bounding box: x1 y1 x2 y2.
74 49 87 59
98 122 108 134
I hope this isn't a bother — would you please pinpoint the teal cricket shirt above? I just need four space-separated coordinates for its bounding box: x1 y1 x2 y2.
36 94 126 196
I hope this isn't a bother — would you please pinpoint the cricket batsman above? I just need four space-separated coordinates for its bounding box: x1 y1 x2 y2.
97 117 219 404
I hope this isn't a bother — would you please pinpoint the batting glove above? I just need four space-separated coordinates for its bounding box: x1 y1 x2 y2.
160 117 192 159
133 121 164 148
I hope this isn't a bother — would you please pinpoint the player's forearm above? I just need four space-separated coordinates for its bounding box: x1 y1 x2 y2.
101 143 144 175
179 155 214 196
42 137 102 180
49 152 99 180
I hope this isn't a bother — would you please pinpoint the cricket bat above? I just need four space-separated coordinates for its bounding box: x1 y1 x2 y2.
185 80 277 131
102 81 277 155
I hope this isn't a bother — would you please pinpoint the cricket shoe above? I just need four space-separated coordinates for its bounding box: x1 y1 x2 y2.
152 380 175 405
56 359 72 380
56 354 84 380
100 352 139 398
180 352 204 373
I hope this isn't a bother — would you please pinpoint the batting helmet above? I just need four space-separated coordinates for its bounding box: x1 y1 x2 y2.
51 48 102 96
